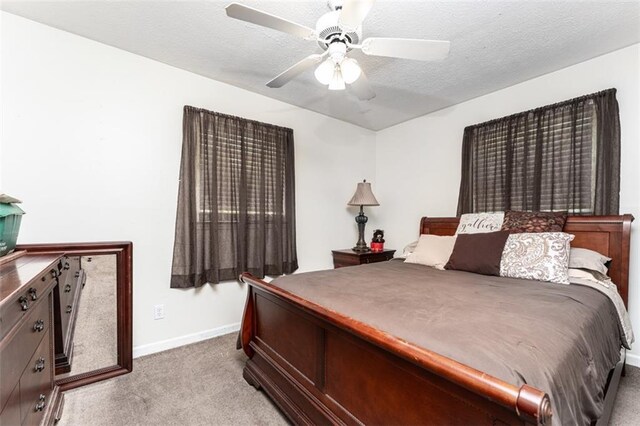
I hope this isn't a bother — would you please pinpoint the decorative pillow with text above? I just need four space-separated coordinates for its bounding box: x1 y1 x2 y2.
455 212 505 234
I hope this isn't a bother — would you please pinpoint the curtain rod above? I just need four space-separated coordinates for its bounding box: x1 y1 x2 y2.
184 105 294 133
464 88 616 131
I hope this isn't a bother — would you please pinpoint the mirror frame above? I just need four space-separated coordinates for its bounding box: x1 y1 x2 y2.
16 241 133 391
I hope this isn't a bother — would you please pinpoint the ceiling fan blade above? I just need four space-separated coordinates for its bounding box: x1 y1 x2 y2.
225 3 316 40
349 71 376 101
266 54 325 88
361 37 450 61
338 0 375 31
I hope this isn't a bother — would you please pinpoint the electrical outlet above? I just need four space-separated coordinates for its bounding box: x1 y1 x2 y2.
153 304 165 320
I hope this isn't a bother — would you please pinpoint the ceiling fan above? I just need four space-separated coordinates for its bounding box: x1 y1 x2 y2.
225 0 450 101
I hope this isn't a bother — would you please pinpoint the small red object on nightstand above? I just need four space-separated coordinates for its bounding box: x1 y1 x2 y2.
370 241 384 252
371 229 385 252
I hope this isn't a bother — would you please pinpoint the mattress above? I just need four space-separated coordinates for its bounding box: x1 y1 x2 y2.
271 260 626 425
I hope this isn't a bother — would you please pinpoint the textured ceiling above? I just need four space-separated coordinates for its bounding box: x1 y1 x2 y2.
2 1 639 130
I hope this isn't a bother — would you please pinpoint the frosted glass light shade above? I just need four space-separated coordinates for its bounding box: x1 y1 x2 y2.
341 58 362 84
315 59 335 85
328 68 345 90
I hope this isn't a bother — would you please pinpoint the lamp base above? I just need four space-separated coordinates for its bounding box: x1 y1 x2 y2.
353 206 370 252
352 243 370 253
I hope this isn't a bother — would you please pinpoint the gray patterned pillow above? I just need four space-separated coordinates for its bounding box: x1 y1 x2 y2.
500 232 574 284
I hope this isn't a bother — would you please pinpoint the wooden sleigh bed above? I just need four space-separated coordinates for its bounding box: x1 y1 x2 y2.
239 215 633 425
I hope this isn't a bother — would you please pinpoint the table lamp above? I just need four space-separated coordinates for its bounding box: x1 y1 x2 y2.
347 179 379 252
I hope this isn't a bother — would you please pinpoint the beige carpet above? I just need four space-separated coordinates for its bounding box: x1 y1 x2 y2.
612 364 640 425
58 333 287 426
58 332 640 425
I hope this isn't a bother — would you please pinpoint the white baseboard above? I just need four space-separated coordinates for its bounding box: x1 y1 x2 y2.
133 322 240 359
627 352 640 368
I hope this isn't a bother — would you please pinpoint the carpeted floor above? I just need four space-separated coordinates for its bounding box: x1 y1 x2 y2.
612 364 640 426
58 333 287 426
58 332 640 425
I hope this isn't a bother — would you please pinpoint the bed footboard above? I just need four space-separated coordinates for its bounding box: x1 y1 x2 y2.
239 273 552 426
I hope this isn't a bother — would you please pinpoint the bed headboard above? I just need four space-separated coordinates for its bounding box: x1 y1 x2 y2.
420 215 634 307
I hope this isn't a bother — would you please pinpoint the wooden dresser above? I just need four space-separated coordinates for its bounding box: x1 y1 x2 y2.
53 255 84 374
0 253 64 425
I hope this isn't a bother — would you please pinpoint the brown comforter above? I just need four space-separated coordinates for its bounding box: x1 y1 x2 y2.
271 260 623 426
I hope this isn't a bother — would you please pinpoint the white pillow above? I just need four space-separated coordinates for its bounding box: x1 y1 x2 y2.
568 268 607 284
405 234 457 270
401 240 419 258
569 267 610 283
569 247 610 275
500 232 574 284
456 212 505 234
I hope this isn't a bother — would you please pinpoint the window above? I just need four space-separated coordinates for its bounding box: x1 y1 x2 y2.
171 106 298 288
197 132 286 219
457 89 620 216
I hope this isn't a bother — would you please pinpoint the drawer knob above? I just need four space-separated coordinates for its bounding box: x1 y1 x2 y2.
64 284 72 293
35 394 46 412
28 287 38 301
74 271 80 278
66 305 73 314
33 319 45 332
18 296 29 311
34 357 45 372
64 262 70 270
50 269 58 279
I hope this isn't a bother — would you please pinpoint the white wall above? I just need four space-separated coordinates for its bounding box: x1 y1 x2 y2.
376 43 640 364
0 12 377 354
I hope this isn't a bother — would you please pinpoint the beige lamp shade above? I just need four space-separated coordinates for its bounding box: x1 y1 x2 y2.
347 180 379 206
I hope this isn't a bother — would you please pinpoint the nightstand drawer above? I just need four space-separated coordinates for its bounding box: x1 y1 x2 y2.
366 251 395 263
331 249 396 268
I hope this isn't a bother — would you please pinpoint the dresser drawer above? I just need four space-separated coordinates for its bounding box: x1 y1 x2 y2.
60 257 82 326
20 332 53 425
0 293 51 411
0 267 57 343
60 298 73 337
0 384 20 426
59 273 78 307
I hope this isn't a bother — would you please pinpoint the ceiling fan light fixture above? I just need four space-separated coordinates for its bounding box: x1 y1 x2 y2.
340 58 362 84
314 58 335 85
227 1 451 100
328 67 346 91
328 41 347 63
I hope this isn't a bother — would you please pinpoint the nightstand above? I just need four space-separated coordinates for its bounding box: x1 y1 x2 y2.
331 249 396 269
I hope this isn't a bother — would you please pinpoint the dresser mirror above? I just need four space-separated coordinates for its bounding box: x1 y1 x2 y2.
55 254 118 380
16 242 132 391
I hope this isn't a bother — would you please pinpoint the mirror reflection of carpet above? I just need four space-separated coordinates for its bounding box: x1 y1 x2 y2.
57 255 118 379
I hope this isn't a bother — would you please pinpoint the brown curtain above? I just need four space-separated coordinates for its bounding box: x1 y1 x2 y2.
171 106 298 288
457 88 620 215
